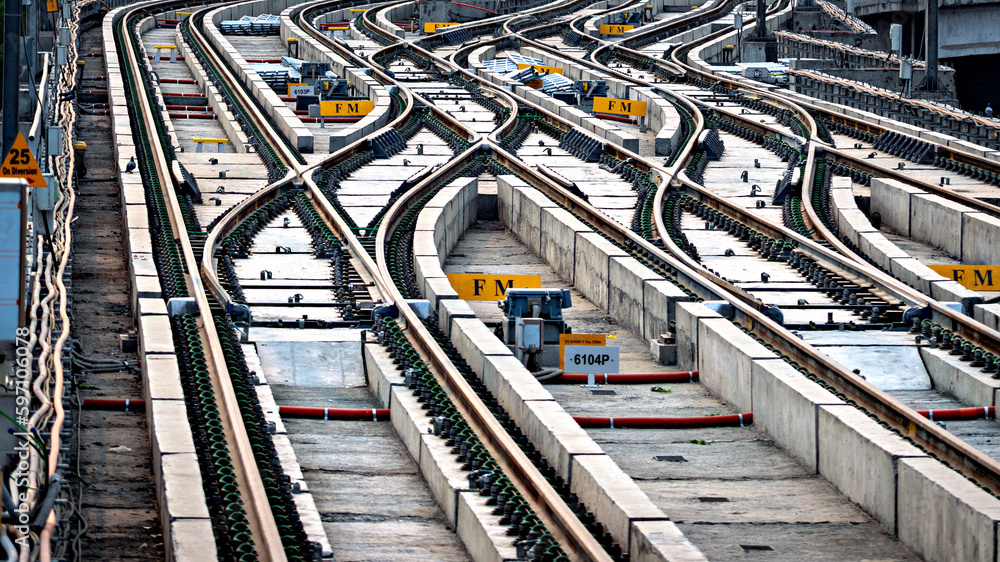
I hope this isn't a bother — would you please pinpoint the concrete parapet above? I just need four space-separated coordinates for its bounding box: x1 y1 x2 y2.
608 257 661 336
673 301 721 371
974 303 1000 331
364 345 517 560
750 359 845 470
570 454 675 556
961 212 1000 266
504 177 558 253
697 318 774 413
870 179 920 237
871 177 1000 265
920 346 999 408
833 177 985 302
168 519 217 562
450 316 513 378
910 194 968 258
575 233 629 312
817 405 926 531
897 457 1000 562
642 280 689 341
540 207 590 282
375 2 413 38
629 520 705 562
424 174 698 557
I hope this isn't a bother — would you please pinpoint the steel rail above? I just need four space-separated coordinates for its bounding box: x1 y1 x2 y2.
825 145 1000 219
419 0 1000 504
186 5 303 174
594 0 1000 500
115 3 288 559
209 3 612 558
297 6 615 558
650 3 1000 356
200 0 1000 547
374 141 613 561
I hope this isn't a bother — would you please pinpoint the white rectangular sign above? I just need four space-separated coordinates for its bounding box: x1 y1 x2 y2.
563 345 620 374
288 84 315 98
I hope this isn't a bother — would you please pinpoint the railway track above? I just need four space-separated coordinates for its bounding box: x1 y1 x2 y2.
348 0 1000 513
73 0 1000 559
111 0 657 559
472 0 1000 507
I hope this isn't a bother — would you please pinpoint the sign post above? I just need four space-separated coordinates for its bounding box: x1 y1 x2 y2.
563 345 619 388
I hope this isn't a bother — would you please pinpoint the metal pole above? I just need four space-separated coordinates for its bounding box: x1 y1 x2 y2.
926 0 938 91
2 0 22 155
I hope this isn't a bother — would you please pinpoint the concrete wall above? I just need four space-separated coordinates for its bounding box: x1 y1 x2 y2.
409 176 705 560
104 7 216 560
675 300 1000 562
497 175 691 340
375 1 415 38
870 177 1000 267
832 178 980 303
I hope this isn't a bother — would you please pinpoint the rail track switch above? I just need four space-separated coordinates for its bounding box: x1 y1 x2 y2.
501 289 572 367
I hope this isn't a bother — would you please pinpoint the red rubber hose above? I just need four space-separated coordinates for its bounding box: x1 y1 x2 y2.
574 413 752 429
552 371 698 384
276 406 389 421
917 407 994 421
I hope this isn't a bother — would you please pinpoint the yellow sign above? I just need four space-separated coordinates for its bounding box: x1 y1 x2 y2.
593 96 647 117
46 0 58 13
559 334 606 370
599 24 634 35
516 63 564 75
319 100 375 117
927 265 1000 290
424 22 459 33
446 273 541 300
1 133 46 188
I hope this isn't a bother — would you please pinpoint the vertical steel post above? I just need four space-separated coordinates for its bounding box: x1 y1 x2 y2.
2 0 21 155
926 0 939 90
